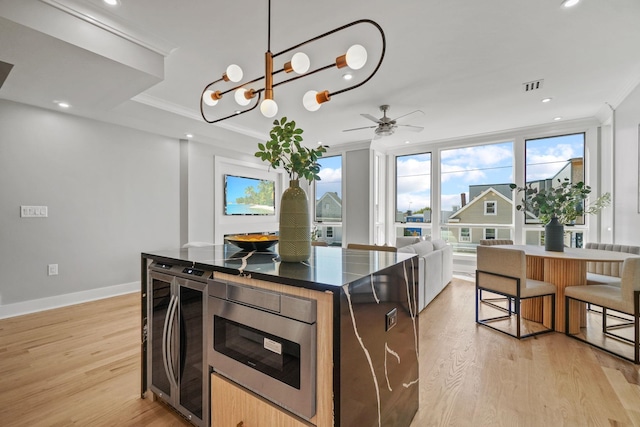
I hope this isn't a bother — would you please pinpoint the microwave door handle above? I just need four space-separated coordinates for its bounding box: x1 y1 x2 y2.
162 294 177 389
166 294 179 388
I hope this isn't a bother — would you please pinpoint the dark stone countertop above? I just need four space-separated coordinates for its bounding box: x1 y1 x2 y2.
142 244 415 291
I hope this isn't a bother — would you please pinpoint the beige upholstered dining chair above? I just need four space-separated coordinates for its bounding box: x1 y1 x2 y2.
565 257 640 364
479 239 513 246
478 239 514 308
476 245 556 339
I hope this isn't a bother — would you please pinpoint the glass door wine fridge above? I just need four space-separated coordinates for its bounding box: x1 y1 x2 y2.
147 262 210 427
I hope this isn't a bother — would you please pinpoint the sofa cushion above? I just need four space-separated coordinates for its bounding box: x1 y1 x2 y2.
413 240 434 256
431 239 447 250
397 245 416 254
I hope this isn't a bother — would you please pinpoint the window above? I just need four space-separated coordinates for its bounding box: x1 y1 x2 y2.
396 153 431 221
484 228 496 239
315 156 342 222
524 133 585 224
440 141 513 253
484 201 497 215
315 156 342 246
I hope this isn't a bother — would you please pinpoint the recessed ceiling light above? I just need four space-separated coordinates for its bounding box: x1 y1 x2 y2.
561 0 580 8
554 116 563 121
541 98 552 103
342 73 353 81
56 101 70 108
404 140 411 144
185 133 193 138
104 0 119 6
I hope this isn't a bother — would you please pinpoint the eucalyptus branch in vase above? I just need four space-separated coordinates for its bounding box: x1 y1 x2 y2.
255 117 326 183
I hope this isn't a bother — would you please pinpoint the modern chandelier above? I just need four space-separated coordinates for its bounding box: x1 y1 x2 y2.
200 0 386 124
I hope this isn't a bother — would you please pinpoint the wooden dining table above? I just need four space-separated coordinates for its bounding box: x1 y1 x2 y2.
493 245 632 333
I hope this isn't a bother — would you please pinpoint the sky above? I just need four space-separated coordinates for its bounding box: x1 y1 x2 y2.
316 155 342 200
313 133 584 215
397 133 585 213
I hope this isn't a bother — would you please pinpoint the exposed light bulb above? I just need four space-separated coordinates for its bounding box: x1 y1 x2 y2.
346 44 367 70
291 52 310 74
303 90 321 112
225 64 243 82
203 90 218 106
260 99 278 117
234 88 251 106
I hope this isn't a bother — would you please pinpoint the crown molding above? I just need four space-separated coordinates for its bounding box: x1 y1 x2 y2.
39 0 177 56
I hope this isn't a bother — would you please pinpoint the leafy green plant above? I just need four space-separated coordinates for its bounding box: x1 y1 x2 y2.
255 117 327 183
510 178 611 225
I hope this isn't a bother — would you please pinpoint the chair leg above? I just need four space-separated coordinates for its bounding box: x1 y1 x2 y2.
635 291 639 364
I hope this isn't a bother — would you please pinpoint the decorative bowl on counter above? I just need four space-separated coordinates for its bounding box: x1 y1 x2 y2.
226 234 279 251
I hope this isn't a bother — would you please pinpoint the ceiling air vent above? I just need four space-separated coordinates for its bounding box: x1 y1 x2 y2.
522 79 544 92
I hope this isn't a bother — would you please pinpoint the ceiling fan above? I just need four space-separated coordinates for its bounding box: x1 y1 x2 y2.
342 105 424 139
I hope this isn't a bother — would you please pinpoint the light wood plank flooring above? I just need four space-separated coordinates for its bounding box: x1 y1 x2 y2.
0 278 638 426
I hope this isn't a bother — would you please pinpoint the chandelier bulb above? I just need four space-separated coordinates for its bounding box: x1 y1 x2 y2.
346 44 367 70
260 99 278 118
291 52 310 74
203 90 219 106
234 88 252 106
224 64 243 83
303 90 321 112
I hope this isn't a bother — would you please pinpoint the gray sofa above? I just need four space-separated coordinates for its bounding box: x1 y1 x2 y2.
585 242 640 286
396 237 453 311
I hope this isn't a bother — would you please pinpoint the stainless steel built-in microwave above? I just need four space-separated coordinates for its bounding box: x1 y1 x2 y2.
207 279 317 420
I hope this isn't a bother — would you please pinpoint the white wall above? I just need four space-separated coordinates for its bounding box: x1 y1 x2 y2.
0 100 180 316
344 148 372 245
613 83 640 244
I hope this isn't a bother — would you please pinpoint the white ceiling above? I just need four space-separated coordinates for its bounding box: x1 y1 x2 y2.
1 0 640 153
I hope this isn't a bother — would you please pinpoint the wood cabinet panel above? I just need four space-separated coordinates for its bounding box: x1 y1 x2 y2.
211 373 312 427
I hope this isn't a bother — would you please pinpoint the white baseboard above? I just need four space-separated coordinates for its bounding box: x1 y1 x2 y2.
0 281 140 319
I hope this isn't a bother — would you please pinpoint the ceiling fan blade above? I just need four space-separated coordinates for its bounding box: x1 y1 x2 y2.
392 110 425 122
398 124 424 132
343 125 377 132
361 113 382 124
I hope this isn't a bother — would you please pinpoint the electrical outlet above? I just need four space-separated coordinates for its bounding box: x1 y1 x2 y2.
385 307 398 331
48 264 58 276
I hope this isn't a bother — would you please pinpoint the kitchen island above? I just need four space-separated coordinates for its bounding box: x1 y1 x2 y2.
141 244 419 427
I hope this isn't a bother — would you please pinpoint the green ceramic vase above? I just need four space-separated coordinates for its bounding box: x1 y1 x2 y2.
279 180 311 262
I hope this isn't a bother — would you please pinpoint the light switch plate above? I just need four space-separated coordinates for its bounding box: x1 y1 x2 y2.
20 206 48 218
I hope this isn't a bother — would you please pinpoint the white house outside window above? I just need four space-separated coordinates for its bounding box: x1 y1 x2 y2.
484 201 497 215
484 228 496 239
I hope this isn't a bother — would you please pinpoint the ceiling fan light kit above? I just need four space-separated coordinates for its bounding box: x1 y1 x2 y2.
343 104 425 139
199 0 386 124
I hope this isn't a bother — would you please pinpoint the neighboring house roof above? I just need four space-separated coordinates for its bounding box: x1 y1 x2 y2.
448 187 513 220
316 192 342 208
